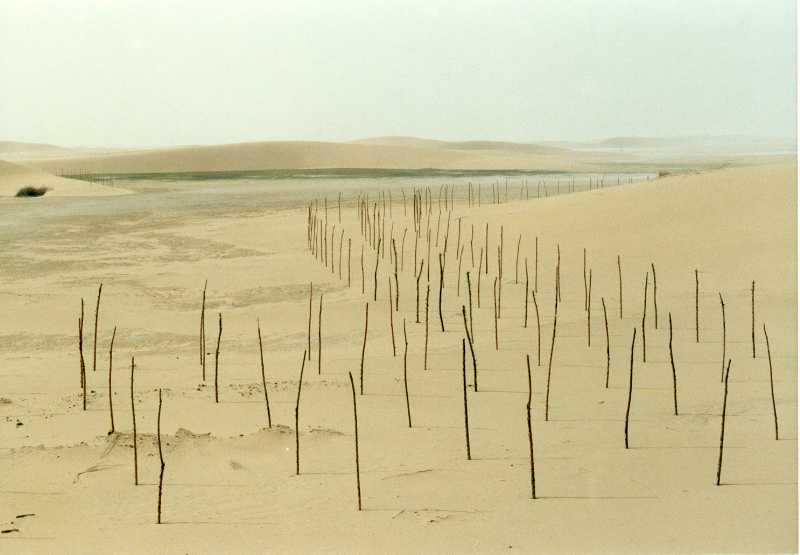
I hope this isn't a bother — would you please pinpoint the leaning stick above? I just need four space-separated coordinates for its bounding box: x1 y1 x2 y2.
603 298 610 387
215 313 222 403
308 283 313 361
201 280 207 372
493 278 499 350
477 248 483 308
526 355 536 499
403 320 411 427
642 273 648 362
515 235 522 284
389 278 396 357
461 338 471 460
719 293 725 382
462 306 478 391
764 324 778 440
545 267 559 421
533 290 541 366
625 328 637 449
467 271 474 338
716 359 731 485
93 284 102 372
360 303 369 395
318 294 323 374
587 270 592 346
79 300 86 410
415 259 424 323
424 285 430 370
651 263 658 329
258 318 272 428
374 238 381 301
131 356 138 485
457 246 464 297
583 248 588 311
347 372 362 510
108 327 116 433
669 313 677 415
157 388 165 524
618 255 623 319
438 254 445 332
295 350 307 475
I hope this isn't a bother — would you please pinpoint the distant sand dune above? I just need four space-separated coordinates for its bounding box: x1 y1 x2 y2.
0 159 131 197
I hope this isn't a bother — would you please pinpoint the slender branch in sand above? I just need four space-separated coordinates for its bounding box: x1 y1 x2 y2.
360 303 368 395
424 285 430 370
348 372 362 510
603 299 610 388
415 259 424 323
295 350 307 475
587 270 592 346
545 267 559 421
625 328 637 449
515 235 522 284
403 320 411 427
108 327 116 433
717 359 731 485
201 280 207 373
258 318 272 428
215 313 222 403
669 313 677 415
462 306 478 391
526 355 536 499
719 293 725 382
93 284 102 372
583 248 588 311
131 356 138 485
461 338 471 460
438 254 445 332
157 388 165 524
318 294 323 374
652 263 658 329
457 246 464 297
308 283 313 361
618 255 623 319
477 248 483 308
389 278 396 357
533 290 541 366
642 273 648 362
764 324 778 440
374 238 381 301
493 278 499 350
79 300 86 410
361 245 365 295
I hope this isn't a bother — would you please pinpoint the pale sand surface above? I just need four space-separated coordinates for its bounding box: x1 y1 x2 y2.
0 155 795 553
0 159 131 197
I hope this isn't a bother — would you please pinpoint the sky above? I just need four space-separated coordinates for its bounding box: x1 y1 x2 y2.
0 0 796 148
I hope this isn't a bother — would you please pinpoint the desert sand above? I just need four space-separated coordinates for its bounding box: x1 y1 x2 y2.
0 139 795 554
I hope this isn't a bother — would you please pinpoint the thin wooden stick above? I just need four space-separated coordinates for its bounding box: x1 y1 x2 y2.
157 388 165 524
79 300 85 410
477 248 483 308
308 282 313 361
642 273 648 363
360 303 369 395
652 263 658 329
764 324 778 440
457 246 464 297
374 238 381 301
416 259 424 323
526 355 535 499
717 359 731 485
258 318 272 428
438 253 445 332
389 278 396 357
545 267 559 421
295 350 307 475
461 338 471 460
318 294 323 374
403 320 411 427
669 313 677 415
625 328 637 449
515 235 522 284
424 285 430 370
108 327 116 433
361 245 365 295
618 255 623 319
493 278 499 350
533 290 541 366
719 293 725 382
462 306 478 391
347 372 362 510
603 299 610 387
93 284 102 372
214 313 222 403
467 271 474 338
583 248 587 311
131 356 138 485
587 270 592 346
201 280 207 374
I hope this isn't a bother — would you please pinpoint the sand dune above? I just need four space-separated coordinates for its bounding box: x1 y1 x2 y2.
0 159 131 197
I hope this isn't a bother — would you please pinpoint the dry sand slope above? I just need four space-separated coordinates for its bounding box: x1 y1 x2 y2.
0 159 130 197
0 162 795 554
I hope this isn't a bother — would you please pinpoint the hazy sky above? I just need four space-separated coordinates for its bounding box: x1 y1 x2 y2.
0 0 796 148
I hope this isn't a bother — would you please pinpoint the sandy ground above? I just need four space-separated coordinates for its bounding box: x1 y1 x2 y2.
0 147 795 553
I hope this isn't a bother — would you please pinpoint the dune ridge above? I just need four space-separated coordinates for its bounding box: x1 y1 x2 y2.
0 159 130 197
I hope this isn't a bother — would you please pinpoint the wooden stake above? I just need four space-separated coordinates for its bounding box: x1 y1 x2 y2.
462 306 478 392
493 278 499 350
652 263 658 329
603 298 610 387
515 235 522 284
625 328 637 449
215 313 222 403
403 320 411 427
201 280 207 375
545 267 559 421
258 318 272 428
416 259 424 323
157 388 165 524
533 290 541 367
374 238 381 301
467 271 474 339
308 283 313 361
389 278 396 357
318 294 323 374
669 313 677 415
618 255 623 319
108 327 116 434
719 293 725 382
79 300 86 410
295 350 307 475
587 270 592 346
93 284 102 372
347 372 362 510
461 338 471 460
477 248 483 308
438 254 445 332
131 356 138 485
764 324 778 440
526 355 535 499
717 359 731 485
424 285 430 370
360 303 368 395
642 273 648 363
